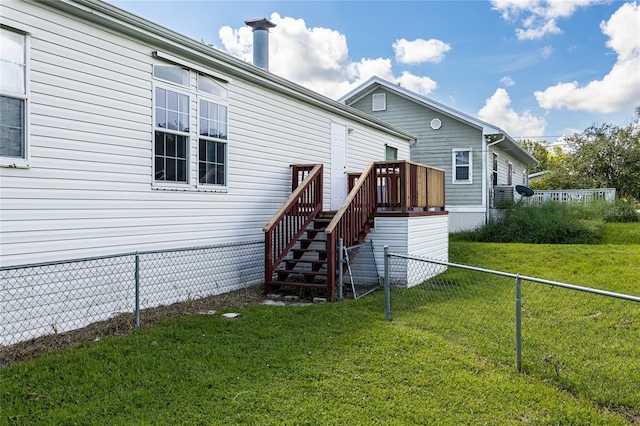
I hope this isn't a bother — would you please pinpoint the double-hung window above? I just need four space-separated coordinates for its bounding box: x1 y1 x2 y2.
197 74 228 187
0 27 29 167
452 148 472 184
153 66 190 184
152 60 230 190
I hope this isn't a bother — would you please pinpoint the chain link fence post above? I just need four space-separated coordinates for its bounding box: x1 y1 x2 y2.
515 274 522 372
338 238 344 301
135 252 140 327
384 245 391 321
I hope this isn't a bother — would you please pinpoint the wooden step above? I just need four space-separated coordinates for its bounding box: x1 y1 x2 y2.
267 280 328 289
276 269 328 277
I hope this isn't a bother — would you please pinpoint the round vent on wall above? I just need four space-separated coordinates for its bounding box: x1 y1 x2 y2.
430 118 442 130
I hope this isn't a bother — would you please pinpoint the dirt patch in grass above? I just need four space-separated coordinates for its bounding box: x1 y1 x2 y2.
0 285 265 366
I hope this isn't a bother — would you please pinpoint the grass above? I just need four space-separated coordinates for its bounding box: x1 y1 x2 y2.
452 200 640 245
1 222 639 425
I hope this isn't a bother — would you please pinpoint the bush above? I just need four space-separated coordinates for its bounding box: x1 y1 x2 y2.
601 201 639 223
451 202 603 244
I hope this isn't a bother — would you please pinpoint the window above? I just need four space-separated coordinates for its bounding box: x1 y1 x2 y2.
372 93 386 111
198 99 227 185
507 161 513 185
385 145 398 161
0 27 29 166
154 87 190 183
452 148 472 184
492 153 498 186
153 65 189 87
152 62 229 190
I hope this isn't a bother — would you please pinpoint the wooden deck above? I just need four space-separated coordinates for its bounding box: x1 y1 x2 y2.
264 161 445 300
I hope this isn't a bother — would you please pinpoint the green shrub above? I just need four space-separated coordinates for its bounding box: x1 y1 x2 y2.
452 202 603 244
601 201 640 222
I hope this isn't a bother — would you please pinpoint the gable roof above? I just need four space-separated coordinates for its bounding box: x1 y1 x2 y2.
46 0 417 142
339 77 538 165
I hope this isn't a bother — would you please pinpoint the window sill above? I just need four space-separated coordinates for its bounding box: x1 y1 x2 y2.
1 159 30 168
152 184 228 193
452 180 473 185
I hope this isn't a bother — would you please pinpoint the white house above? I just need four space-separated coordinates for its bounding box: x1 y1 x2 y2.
0 0 448 344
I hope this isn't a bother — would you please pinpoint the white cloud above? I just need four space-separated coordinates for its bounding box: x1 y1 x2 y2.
218 12 440 99
397 72 438 94
540 45 554 59
534 2 640 113
478 88 547 138
491 0 604 40
500 76 516 86
392 38 451 64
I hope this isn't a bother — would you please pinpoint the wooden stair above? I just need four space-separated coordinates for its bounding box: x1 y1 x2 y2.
267 210 376 295
269 211 335 290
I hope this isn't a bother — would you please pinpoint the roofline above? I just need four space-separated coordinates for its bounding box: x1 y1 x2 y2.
42 0 417 142
340 76 538 165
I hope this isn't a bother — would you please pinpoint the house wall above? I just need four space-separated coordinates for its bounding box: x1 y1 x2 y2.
366 214 449 286
349 89 484 206
0 1 410 267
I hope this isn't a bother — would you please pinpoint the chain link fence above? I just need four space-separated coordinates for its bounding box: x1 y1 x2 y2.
383 249 640 416
1 241 263 346
339 240 380 300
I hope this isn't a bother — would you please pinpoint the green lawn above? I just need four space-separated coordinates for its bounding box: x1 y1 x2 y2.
1 223 638 425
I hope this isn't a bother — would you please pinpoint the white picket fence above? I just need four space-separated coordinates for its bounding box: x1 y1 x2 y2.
523 188 615 205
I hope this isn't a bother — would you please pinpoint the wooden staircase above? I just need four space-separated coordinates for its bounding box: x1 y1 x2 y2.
264 160 446 300
268 211 335 291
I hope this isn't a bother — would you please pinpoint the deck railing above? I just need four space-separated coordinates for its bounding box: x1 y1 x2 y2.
348 161 446 212
327 160 446 298
263 164 323 289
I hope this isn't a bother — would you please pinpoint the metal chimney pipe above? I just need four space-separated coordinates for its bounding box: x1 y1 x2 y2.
244 18 276 71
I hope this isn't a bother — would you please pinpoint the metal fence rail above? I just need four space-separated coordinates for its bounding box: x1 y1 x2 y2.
383 248 640 413
1 241 263 346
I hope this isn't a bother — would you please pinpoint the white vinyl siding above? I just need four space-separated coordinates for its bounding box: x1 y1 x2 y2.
0 0 411 266
0 26 30 167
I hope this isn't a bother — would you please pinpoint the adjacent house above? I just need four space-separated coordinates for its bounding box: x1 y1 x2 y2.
0 0 448 344
339 77 538 232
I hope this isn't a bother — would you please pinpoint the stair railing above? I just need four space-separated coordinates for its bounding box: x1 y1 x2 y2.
324 162 377 299
263 164 323 288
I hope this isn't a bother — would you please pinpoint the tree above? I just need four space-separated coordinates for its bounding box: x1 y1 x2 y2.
519 139 550 174
535 116 640 200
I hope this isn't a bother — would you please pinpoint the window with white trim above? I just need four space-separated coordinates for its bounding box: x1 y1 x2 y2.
452 148 472 184
372 93 386 111
152 65 230 189
198 74 228 187
0 27 29 166
507 161 513 185
154 86 190 183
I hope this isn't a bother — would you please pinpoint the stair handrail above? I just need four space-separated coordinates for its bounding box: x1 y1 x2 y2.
323 162 377 299
264 164 324 284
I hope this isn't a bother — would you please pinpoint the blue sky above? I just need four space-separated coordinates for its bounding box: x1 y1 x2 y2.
111 0 640 143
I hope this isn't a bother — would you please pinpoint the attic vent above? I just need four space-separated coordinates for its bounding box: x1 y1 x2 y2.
494 185 514 207
372 93 386 111
430 118 442 130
